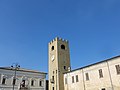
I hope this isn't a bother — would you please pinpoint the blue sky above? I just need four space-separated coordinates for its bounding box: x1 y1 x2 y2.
0 0 120 74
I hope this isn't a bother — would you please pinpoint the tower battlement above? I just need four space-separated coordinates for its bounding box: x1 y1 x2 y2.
49 37 68 44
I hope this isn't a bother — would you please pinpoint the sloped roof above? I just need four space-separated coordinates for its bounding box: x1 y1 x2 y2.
65 55 120 73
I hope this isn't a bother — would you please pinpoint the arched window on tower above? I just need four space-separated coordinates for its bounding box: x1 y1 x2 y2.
61 45 65 50
51 46 54 51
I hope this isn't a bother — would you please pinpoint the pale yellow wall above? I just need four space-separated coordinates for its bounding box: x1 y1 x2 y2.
83 62 112 90
48 39 58 90
108 57 120 90
49 37 71 90
64 70 84 90
64 57 120 90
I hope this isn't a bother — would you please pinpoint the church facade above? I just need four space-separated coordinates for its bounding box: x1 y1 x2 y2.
48 37 120 90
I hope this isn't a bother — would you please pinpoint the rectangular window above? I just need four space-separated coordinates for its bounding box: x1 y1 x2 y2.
65 78 67 84
40 81 42 86
40 80 44 87
99 69 103 78
2 78 6 84
76 75 79 82
72 76 74 83
115 65 120 74
64 66 66 70
31 80 34 86
22 80 25 87
13 78 16 85
85 73 89 81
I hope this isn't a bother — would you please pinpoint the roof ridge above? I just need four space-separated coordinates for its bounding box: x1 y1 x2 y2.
66 55 120 73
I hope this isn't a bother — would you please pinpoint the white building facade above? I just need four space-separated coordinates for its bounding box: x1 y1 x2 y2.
64 56 120 90
0 67 47 90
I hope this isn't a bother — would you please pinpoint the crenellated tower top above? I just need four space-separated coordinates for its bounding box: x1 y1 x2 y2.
49 37 68 45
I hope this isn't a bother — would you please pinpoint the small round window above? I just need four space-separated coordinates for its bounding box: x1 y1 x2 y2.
51 46 54 51
61 45 65 50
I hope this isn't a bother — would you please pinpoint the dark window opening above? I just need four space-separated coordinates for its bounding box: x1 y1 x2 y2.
72 76 74 83
61 45 65 50
2 78 6 84
99 69 103 78
53 87 54 90
39 81 42 86
52 76 54 81
76 75 79 82
22 80 25 87
51 46 54 51
115 65 120 74
101 88 105 90
13 78 16 85
85 73 89 81
64 66 66 70
31 80 34 86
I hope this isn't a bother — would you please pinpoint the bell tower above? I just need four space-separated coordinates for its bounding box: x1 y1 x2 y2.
48 37 71 90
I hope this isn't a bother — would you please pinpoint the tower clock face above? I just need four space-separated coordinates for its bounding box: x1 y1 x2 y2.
51 55 55 61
